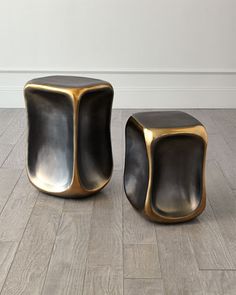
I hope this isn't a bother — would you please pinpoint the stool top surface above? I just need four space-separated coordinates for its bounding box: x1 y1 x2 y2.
132 111 203 129
26 75 112 89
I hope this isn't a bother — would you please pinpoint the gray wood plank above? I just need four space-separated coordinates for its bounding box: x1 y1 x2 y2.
186 201 233 270
111 110 123 171
0 109 19 136
207 134 236 189
0 109 26 145
225 135 236 155
42 212 92 295
206 133 216 161
210 109 236 126
83 265 123 295
156 224 204 295
0 242 18 292
0 168 21 213
0 170 39 241
186 109 217 134
222 110 236 125
0 145 14 167
63 195 94 214
124 279 165 295
87 172 123 267
209 109 236 143
200 270 236 295
207 161 236 267
124 244 161 279
0 194 64 295
123 197 156 245
2 131 27 169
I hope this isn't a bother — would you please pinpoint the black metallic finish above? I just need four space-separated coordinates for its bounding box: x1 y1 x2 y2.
124 118 149 210
24 76 113 197
78 88 113 190
26 88 74 191
151 135 204 218
123 111 207 223
133 111 203 128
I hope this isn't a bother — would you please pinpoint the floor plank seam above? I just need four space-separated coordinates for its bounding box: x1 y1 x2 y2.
0 111 18 138
0 169 23 218
40 200 65 295
185 228 210 294
124 242 160 246
0 147 14 168
213 159 236 192
124 277 163 280
0 130 27 168
0 119 25 146
205 194 235 269
199 269 236 271
154 228 163 282
81 200 95 295
0 190 40 295
207 173 235 231
124 276 161 279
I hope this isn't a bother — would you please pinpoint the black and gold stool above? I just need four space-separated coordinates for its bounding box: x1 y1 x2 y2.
124 111 208 223
24 76 113 197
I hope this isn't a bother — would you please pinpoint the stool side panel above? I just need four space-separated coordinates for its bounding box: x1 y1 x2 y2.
25 87 74 193
124 118 149 211
77 87 113 191
150 134 205 220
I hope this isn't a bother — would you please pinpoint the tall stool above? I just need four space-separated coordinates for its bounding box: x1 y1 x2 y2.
124 111 208 223
24 76 113 197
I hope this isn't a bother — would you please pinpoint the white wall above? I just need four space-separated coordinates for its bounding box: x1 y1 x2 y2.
0 0 236 108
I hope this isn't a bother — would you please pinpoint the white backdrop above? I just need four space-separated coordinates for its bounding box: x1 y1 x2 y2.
0 0 236 108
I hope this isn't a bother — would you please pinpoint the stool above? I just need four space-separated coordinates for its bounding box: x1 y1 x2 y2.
24 76 113 197
124 111 208 223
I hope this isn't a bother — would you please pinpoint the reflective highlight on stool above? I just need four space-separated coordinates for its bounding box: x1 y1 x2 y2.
24 76 113 197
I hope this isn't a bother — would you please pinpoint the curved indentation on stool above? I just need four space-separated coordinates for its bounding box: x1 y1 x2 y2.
77 88 113 190
25 88 74 192
124 118 149 210
151 135 205 218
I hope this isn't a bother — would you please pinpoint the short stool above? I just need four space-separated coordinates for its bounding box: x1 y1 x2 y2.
124 111 208 223
24 76 113 197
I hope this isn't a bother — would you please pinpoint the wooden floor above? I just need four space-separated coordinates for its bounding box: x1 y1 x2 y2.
0 109 236 294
